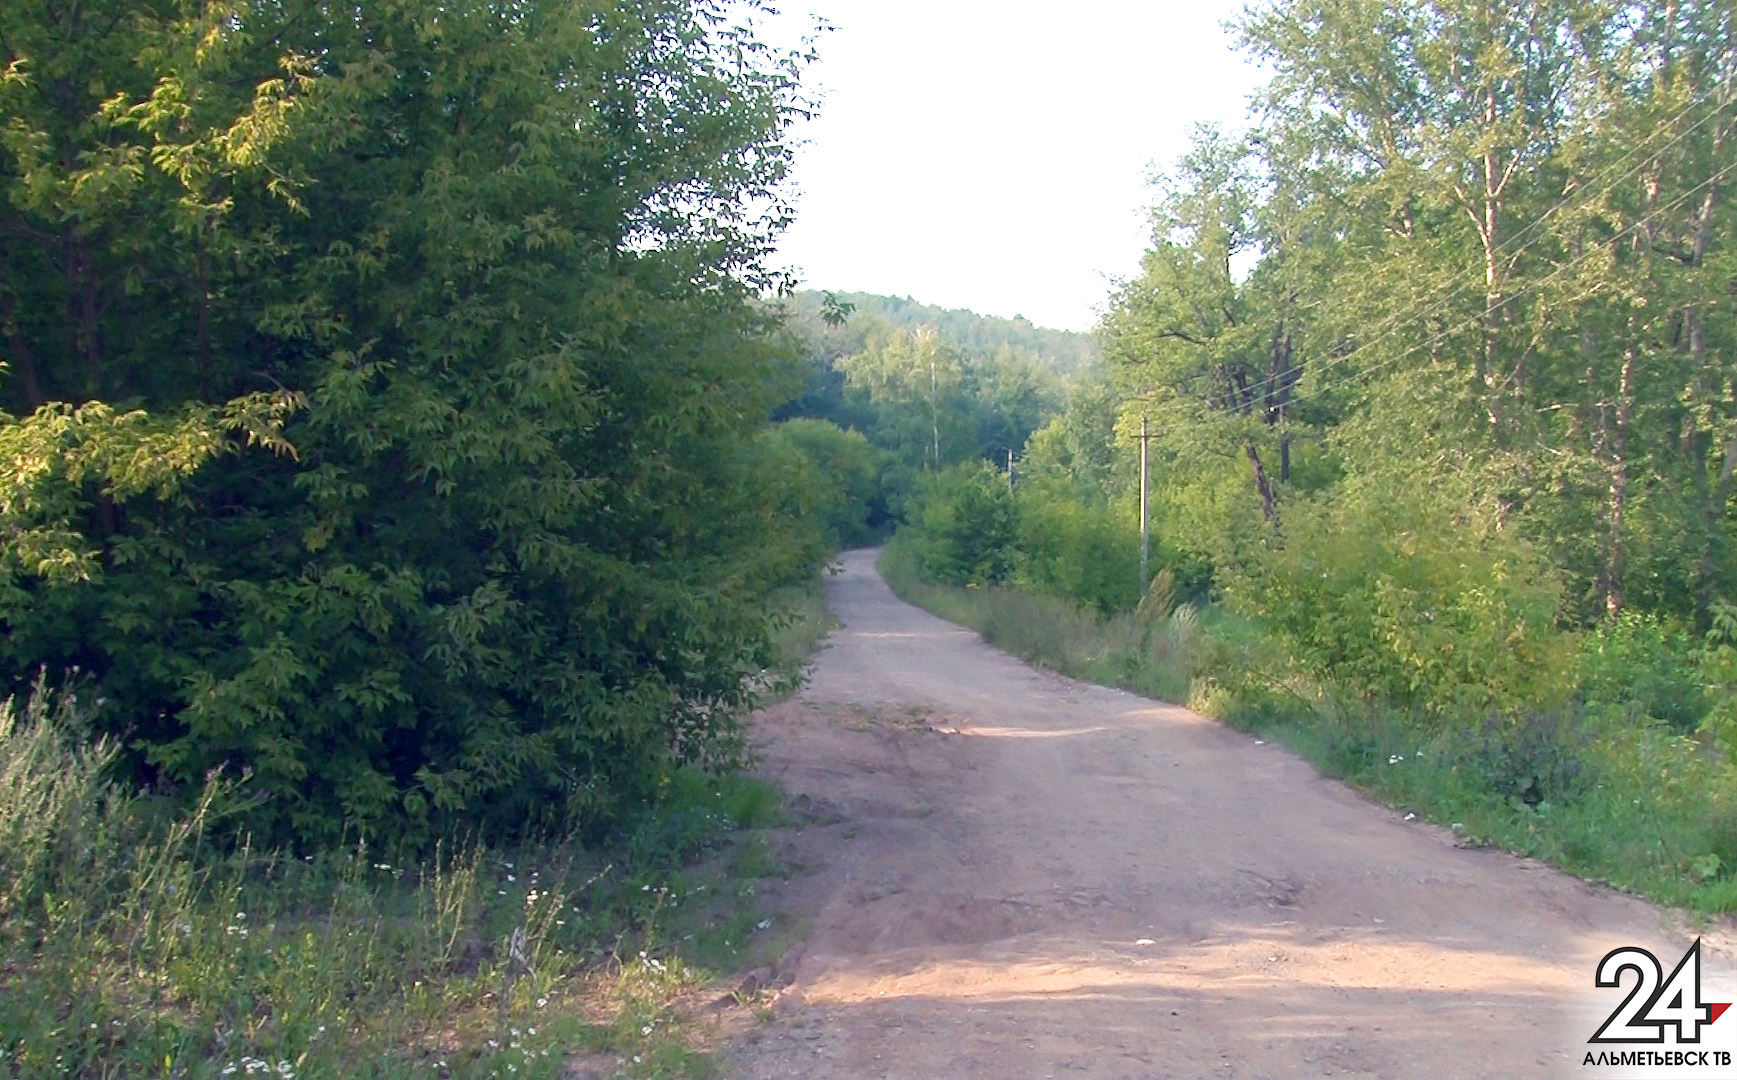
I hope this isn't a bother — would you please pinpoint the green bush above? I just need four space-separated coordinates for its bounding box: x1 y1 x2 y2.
1696 602 1737 755
902 463 1020 585
760 419 889 548
1014 487 1141 616
892 468 1213 617
1229 488 1573 714
1578 612 1706 731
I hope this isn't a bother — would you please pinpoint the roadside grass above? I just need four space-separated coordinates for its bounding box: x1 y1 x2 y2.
878 542 1195 703
1214 686 1737 913
879 544 1737 915
0 583 834 1078
768 574 839 680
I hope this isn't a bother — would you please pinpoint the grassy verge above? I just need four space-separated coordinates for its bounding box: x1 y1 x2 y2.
0 583 836 1079
879 541 1197 703
768 575 838 682
879 541 1737 915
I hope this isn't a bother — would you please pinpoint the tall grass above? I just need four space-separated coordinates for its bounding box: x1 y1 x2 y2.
1211 684 1737 912
769 575 838 679
880 540 1198 703
0 642 815 1078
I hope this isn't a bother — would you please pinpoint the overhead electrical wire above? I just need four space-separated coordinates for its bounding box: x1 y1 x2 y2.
1214 85 1733 407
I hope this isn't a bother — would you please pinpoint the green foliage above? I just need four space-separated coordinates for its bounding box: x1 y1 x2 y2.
1019 375 1122 497
0 0 821 845
901 463 1020 586
894 460 1210 618
774 293 1068 500
1228 486 1572 714
1578 613 1707 731
1695 603 1737 755
1013 486 1141 616
0 394 301 584
781 291 1097 376
758 418 887 549
838 327 975 473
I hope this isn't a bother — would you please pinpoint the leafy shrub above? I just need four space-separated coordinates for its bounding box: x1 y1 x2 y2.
760 419 889 548
1696 602 1737 754
1578 612 1706 731
1014 487 1141 615
903 463 1020 585
1229 488 1573 714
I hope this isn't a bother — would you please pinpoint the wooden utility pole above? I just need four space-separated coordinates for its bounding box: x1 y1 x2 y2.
1007 447 1015 492
1138 416 1151 589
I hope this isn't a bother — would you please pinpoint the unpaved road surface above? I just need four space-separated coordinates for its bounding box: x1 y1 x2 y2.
725 549 1715 1079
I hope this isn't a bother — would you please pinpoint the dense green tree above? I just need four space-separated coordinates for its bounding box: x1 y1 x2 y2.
1101 126 1317 540
0 0 820 843
1021 373 1122 497
760 418 888 547
1094 0 1736 634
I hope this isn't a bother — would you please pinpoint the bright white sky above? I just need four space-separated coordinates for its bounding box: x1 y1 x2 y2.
760 0 1267 333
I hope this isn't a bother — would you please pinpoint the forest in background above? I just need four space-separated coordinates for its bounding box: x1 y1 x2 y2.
764 289 1091 540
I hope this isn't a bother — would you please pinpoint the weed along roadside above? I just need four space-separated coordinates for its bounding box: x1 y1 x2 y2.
0 581 832 1079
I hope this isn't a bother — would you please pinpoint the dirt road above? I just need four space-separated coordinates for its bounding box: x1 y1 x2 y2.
725 549 1709 1079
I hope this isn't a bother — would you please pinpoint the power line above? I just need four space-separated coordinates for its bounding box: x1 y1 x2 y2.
1279 157 1737 411
1231 86 1732 405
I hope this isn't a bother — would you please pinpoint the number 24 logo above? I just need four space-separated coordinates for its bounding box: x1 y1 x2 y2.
1591 939 1731 1044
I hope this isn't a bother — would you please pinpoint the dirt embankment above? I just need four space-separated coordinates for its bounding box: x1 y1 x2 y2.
724 549 1721 1079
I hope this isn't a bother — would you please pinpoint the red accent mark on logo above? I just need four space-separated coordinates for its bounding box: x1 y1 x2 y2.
1711 1002 1732 1024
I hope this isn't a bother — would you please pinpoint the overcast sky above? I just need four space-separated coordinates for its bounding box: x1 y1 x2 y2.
760 0 1267 332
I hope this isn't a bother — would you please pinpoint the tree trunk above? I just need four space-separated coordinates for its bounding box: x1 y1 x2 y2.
1 291 45 408
1479 83 1506 429
1606 339 1635 620
1247 443 1279 527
